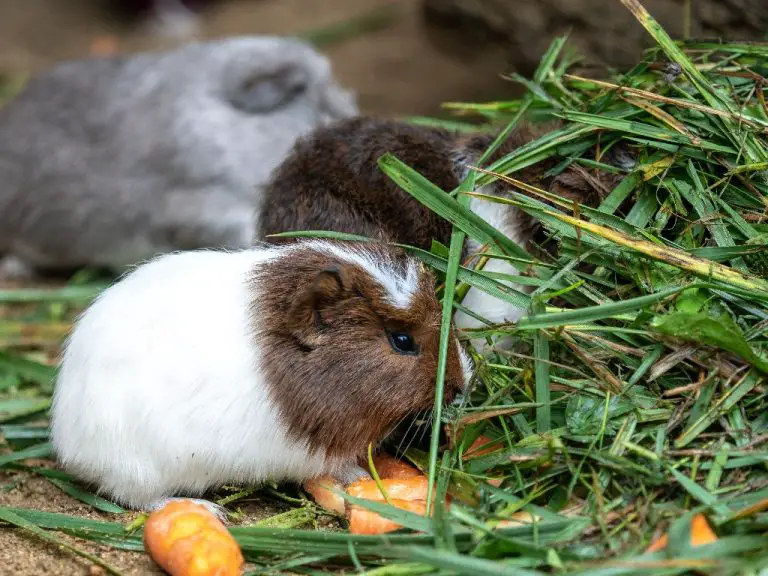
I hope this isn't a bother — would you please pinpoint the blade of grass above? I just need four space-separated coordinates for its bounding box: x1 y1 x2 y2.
0 508 124 575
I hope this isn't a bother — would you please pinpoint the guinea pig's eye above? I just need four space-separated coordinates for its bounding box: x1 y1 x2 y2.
388 331 419 356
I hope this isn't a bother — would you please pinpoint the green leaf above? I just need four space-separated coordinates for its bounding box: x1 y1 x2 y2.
377 153 531 261
0 508 125 574
518 285 682 330
0 442 53 467
44 477 125 514
0 351 56 390
0 284 107 303
650 309 768 374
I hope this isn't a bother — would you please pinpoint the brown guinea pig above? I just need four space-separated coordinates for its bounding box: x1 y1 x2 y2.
255 116 628 350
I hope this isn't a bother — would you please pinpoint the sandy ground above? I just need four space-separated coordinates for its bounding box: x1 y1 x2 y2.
0 0 517 573
0 467 163 575
0 466 335 575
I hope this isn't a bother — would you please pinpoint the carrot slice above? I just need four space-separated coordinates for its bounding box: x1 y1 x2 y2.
303 476 346 516
348 499 428 535
371 453 422 479
645 513 717 553
690 513 718 546
646 533 668 553
347 476 429 502
143 500 243 576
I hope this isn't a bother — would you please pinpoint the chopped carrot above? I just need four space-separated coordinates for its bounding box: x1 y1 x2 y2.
346 476 453 535
347 476 429 502
302 459 451 536
690 513 718 546
143 500 243 576
303 476 346 516
646 533 668 553
371 453 422 479
348 499 428 535
645 513 717 553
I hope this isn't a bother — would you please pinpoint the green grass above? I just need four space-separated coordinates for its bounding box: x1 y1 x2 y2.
2 0 768 574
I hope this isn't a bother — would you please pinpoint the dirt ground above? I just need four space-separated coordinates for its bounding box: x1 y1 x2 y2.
0 0 517 573
0 465 336 575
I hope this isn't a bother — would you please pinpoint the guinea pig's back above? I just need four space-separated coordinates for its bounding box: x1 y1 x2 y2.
256 117 459 249
49 249 281 497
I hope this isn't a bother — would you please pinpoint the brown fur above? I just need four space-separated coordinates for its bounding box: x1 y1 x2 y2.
249 241 467 460
256 116 625 254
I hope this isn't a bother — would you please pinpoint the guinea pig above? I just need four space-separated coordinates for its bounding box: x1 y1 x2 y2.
255 116 625 351
0 36 357 281
49 239 472 511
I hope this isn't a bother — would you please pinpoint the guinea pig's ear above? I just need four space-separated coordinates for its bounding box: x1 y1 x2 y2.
230 65 310 114
287 267 349 347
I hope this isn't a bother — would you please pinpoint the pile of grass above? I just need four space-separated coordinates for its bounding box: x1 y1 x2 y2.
1 0 768 574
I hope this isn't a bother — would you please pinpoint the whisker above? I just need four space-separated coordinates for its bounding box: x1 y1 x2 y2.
380 411 413 446
394 412 421 456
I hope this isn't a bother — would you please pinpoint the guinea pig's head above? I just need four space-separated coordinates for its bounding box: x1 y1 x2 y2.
252 240 473 460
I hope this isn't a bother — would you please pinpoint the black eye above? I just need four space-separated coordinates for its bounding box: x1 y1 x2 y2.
388 331 419 355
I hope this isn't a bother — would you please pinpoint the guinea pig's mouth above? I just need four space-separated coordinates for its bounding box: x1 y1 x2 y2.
381 412 449 457
376 384 471 457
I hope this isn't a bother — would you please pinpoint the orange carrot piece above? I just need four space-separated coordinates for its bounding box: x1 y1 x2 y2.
348 499 428 535
690 513 717 546
646 533 668 553
645 513 717 553
347 476 429 502
371 453 422 479
303 476 346 516
143 500 243 576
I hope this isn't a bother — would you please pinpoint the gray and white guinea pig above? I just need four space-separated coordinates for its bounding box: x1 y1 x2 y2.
256 116 628 351
50 240 472 512
0 36 357 280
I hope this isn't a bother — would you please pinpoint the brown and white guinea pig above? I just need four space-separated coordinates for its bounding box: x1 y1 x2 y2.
255 116 628 351
49 239 471 512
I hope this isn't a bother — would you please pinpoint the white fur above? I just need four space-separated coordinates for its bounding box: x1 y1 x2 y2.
51 245 346 510
453 184 533 351
300 241 420 309
457 341 473 389
49 240 459 511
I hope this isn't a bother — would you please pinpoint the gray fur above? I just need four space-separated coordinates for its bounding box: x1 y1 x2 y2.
0 36 357 278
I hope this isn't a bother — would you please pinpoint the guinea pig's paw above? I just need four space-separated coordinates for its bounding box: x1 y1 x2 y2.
333 464 371 486
148 498 230 523
0 255 37 281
